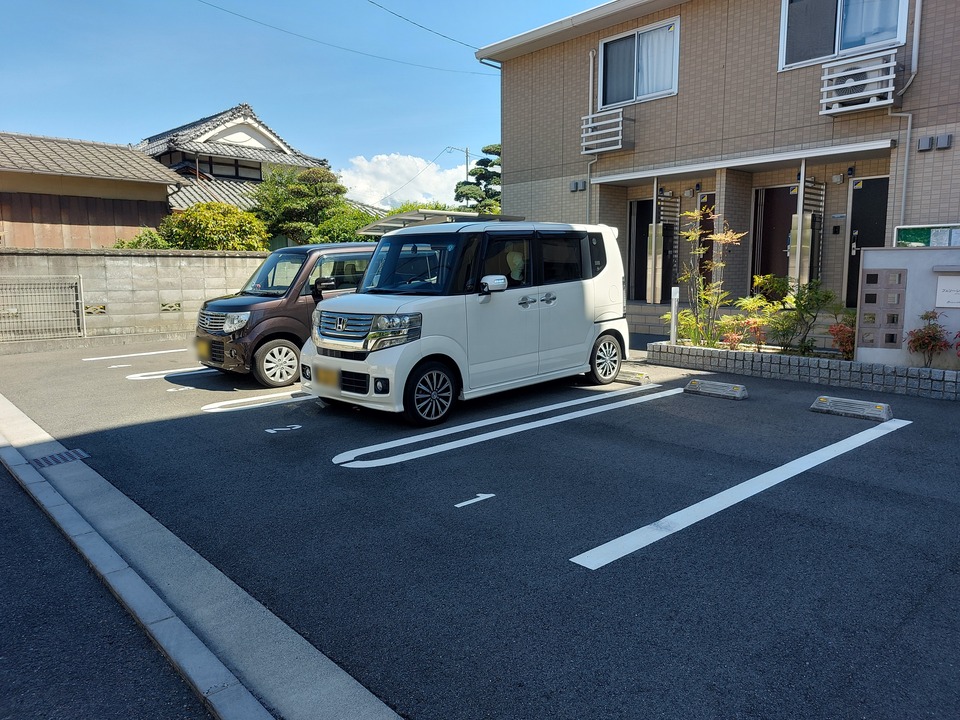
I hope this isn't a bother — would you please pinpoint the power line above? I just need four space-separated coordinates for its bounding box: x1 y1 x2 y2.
377 147 464 205
193 0 494 76
366 0 478 50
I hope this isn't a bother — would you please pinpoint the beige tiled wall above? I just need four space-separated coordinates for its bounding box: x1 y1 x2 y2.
716 169 754 297
498 0 960 300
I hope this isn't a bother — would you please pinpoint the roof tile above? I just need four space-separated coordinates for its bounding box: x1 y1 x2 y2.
134 103 324 168
0 131 187 185
167 177 386 218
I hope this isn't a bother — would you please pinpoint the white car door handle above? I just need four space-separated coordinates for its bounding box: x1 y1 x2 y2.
540 292 557 305
518 295 538 308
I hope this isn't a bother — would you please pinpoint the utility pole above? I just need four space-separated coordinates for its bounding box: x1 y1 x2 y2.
448 146 472 207
448 146 470 183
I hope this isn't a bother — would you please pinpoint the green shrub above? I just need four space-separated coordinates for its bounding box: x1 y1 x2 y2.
754 275 836 355
828 307 857 360
732 292 780 350
905 310 952 367
158 202 269 251
311 204 379 244
114 228 170 249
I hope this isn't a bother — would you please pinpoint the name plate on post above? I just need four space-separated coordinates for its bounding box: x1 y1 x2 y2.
936 274 960 309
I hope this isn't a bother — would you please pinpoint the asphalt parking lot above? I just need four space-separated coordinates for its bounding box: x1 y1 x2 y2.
2 339 959 719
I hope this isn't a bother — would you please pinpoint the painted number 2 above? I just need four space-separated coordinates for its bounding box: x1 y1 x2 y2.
265 424 302 434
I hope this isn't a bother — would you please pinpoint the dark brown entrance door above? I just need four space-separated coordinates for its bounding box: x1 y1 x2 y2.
628 199 654 301
752 186 796 279
845 177 890 308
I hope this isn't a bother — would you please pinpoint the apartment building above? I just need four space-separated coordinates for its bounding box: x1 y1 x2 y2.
478 0 958 308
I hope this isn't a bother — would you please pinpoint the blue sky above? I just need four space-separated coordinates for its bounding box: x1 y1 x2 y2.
2 0 593 207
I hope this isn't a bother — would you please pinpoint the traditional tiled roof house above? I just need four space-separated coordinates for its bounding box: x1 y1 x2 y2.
0 104 382 249
136 103 383 217
0 132 185 249
135 103 323 211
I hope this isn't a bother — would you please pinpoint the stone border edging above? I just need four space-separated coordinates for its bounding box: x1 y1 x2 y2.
646 341 959 401
0 393 403 720
0 439 274 720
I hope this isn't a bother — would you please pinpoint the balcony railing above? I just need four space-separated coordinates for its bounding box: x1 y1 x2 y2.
581 108 626 154
820 49 898 116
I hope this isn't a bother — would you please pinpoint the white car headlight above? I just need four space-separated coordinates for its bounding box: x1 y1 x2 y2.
222 311 250 334
367 313 422 351
311 307 322 347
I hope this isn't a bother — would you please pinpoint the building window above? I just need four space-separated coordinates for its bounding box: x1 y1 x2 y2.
213 160 236 176
600 18 679 109
780 0 907 69
238 160 262 180
190 155 263 180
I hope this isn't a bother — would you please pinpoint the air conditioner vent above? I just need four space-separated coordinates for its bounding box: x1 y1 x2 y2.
832 67 868 99
820 50 898 116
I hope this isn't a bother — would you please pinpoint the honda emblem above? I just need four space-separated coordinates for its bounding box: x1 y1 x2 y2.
335 316 347 332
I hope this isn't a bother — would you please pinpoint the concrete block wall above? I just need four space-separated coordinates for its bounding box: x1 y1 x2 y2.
0 248 266 352
626 302 670 337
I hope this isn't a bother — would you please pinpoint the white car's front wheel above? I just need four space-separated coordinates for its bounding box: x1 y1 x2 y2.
403 361 457 426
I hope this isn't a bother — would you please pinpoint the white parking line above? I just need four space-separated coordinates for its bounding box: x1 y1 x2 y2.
335 387 683 469
570 418 913 570
331 384 663 466
83 349 188 361
125 367 217 380
331 384 664 467
201 391 315 413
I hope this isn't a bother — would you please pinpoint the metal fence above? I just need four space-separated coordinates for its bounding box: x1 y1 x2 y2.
0 276 84 342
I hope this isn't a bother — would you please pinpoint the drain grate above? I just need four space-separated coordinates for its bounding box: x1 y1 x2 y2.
30 449 90 469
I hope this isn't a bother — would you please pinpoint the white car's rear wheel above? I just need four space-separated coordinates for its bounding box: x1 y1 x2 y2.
588 334 622 384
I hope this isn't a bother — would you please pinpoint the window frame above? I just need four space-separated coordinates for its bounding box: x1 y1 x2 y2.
597 16 681 111
587 232 607 279
778 0 908 71
192 154 263 180
537 231 586 286
303 251 373 294
481 232 533 289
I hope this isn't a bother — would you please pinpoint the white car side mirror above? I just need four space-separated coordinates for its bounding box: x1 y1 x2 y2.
480 274 508 295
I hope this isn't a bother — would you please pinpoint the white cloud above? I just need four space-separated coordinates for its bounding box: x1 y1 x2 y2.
337 153 468 210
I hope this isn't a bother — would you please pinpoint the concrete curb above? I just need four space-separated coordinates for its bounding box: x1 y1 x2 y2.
0 390 402 720
0 438 274 720
617 360 654 386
